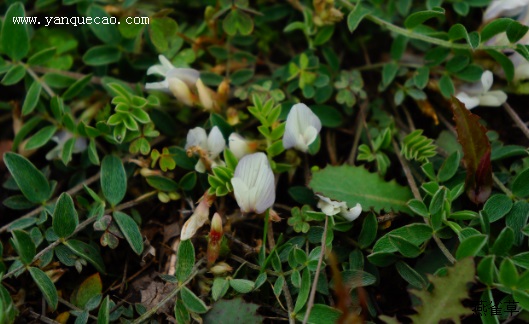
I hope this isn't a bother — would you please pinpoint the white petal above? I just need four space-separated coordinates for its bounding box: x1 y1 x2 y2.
456 92 480 109
186 127 208 149
195 160 206 173
515 63 529 81
340 203 362 222
180 201 210 240
283 103 321 152
207 126 226 158
159 55 175 71
484 0 528 20
196 79 215 110
481 71 494 93
479 90 508 107
167 68 200 87
229 133 250 159
232 153 275 213
145 81 170 91
168 78 194 106
316 194 346 216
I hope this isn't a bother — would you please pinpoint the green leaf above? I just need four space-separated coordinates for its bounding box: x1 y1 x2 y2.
295 304 342 324
63 74 92 100
149 17 179 52
231 69 254 86
483 194 513 223
86 5 121 44
372 223 432 254
113 211 143 255
61 137 75 165
439 74 455 98
2 64 26 85
29 267 58 310
4 152 51 203
28 47 56 66
71 273 102 309
203 298 264 323
181 286 208 314
176 239 195 283
507 201 529 246
492 227 514 256
407 199 429 217
438 151 461 182
83 45 121 66
513 168 529 198
401 130 437 162
486 50 514 81
25 125 57 150
347 4 371 33
409 258 474 323
212 278 230 301
1 2 30 60
223 9 254 36
507 21 529 43
396 261 427 289
456 234 488 259
499 258 518 289
481 18 514 42
514 290 529 311
22 81 42 116
404 8 445 29
358 212 377 248
145 176 179 192
64 239 106 273
11 229 36 265
389 235 421 258
100 155 126 206
310 165 413 213
451 97 492 204
314 25 335 46
294 268 311 313
97 296 110 324
229 279 255 294
53 193 78 238
478 255 495 286
382 62 398 87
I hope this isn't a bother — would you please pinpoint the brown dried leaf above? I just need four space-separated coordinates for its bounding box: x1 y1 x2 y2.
450 97 492 204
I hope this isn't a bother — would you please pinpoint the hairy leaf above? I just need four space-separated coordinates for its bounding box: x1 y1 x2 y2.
310 165 413 213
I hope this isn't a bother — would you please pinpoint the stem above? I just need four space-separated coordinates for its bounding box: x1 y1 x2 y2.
3 191 157 279
0 172 101 234
302 215 329 324
339 0 516 51
392 139 456 264
131 260 206 324
503 102 529 140
25 65 55 97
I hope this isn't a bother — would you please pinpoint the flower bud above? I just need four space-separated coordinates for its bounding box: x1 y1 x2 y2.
207 212 224 266
209 261 233 275
196 78 217 111
181 196 211 240
158 192 170 203
283 103 322 153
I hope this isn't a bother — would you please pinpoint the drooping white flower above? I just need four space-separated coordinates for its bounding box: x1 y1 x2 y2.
484 0 529 21
229 133 251 159
283 103 322 152
45 131 87 160
316 194 362 222
231 152 275 214
455 71 507 109
181 195 212 241
145 55 216 110
185 126 226 173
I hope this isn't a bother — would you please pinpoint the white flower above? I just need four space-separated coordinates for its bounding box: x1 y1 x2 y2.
316 194 362 222
229 133 251 159
145 55 216 110
283 103 322 152
231 152 275 214
185 126 226 173
484 0 529 21
455 71 507 109
45 131 87 160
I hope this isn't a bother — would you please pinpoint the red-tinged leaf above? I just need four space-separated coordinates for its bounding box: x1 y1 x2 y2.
450 97 492 204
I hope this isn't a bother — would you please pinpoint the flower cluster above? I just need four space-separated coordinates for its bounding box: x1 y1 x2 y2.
456 71 508 109
316 194 362 222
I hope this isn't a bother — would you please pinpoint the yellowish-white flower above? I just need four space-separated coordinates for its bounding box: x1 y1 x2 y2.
316 194 362 222
229 133 251 159
484 0 529 21
45 131 87 160
145 55 217 110
455 71 507 109
283 103 322 152
185 126 226 173
231 152 275 214
180 193 215 241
